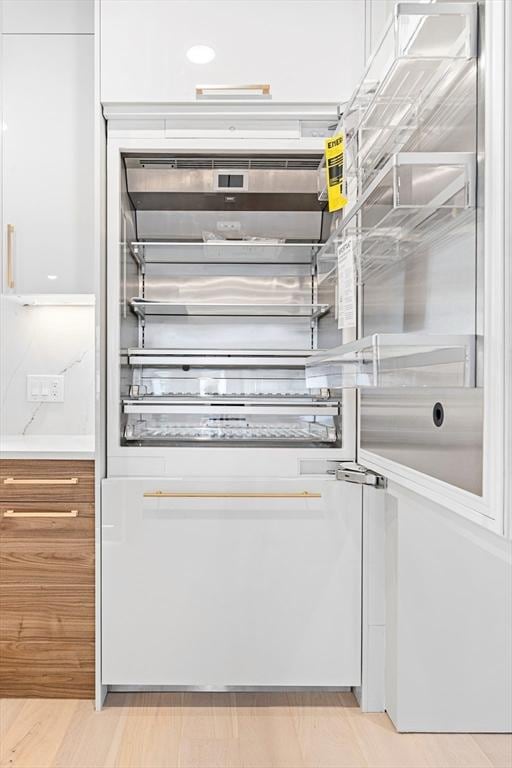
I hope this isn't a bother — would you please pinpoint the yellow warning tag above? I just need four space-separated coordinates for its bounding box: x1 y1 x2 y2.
324 134 348 212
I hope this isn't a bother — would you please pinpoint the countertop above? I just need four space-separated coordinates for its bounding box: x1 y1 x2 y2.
0 435 95 460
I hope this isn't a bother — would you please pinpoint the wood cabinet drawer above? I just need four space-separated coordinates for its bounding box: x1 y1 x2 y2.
0 584 95 642
0 462 95 698
0 460 94 503
0 502 94 539
0 641 94 698
0 537 94 586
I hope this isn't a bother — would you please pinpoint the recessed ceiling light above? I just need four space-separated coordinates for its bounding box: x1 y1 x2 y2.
186 45 215 64
47 275 58 280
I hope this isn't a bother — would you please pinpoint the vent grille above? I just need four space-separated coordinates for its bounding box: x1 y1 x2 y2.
213 158 251 170
135 157 320 171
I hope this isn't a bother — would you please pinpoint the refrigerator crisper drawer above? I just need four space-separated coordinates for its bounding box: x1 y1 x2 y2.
101 477 362 687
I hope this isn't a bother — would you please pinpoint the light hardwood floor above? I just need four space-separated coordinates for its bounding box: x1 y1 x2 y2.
1 693 510 768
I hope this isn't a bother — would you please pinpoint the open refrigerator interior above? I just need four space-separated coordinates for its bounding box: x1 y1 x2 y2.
118 155 347 448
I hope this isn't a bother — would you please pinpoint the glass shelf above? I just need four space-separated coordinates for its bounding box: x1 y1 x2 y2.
123 398 339 416
130 299 330 320
124 415 337 445
305 333 476 389
130 241 321 266
318 152 475 280
125 394 334 403
342 2 477 188
127 348 313 367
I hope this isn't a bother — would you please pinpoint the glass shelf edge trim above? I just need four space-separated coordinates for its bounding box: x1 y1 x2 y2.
129 299 331 319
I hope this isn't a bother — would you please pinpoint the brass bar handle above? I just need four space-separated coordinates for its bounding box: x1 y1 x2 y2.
3 477 79 485
144 491 321 499
3 509 79 518
195 83 271 97
7 224 14 290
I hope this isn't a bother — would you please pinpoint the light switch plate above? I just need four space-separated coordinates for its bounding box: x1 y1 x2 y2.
27 374 64 403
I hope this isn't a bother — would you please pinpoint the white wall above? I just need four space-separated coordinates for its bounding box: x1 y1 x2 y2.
0 296 95 436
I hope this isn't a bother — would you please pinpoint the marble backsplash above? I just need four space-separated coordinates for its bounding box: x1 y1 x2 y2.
0 297 95 436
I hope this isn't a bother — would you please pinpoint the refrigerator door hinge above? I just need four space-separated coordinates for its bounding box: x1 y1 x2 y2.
335 462 387 489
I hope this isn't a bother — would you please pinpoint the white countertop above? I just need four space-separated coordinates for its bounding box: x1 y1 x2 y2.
0 435 95 460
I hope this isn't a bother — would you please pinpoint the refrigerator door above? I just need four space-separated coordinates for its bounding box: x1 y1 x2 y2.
102 477 362 687
306 3 483 506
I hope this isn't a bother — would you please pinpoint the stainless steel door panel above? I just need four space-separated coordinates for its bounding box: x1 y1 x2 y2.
360 389 483 495
362 229 476 337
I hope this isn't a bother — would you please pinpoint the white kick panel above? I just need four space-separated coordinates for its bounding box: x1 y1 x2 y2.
102 477 362 687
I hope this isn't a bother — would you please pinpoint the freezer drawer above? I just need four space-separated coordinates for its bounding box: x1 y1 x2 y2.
102 477 362 687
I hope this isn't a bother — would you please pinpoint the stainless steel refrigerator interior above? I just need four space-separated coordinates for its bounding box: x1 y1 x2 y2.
117 154 349 451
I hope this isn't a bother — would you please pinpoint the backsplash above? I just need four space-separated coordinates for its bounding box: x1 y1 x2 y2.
0 297 94 436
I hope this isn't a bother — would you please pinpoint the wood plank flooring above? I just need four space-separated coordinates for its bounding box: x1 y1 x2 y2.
1 693 510 768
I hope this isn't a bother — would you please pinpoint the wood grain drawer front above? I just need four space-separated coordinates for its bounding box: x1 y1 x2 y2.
0 502 94 539
0 460 94 503
0 537 94 585
0 585 95 642
0 641 94 699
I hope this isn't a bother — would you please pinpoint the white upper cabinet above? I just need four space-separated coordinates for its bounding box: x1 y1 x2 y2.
2 34 94 294
1 0 93 33
100 0 365 105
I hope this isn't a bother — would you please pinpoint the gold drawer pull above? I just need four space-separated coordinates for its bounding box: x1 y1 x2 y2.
7 224 15 290
195 83 270 97
3 509 79 518
3 477 79 485
144 491 321 499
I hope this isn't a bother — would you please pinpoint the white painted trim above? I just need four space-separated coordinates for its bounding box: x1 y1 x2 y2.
355 486 386 712
102 102 339 121
480 0 506 534
504 0 512 539
94 0 107 711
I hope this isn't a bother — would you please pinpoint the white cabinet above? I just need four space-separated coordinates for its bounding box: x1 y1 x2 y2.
2 34 94 294
385 485 512 732
1 0 93 33
102 476 362 686
100 0 365 104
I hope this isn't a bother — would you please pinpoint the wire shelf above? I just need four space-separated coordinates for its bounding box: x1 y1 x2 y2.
124 418 337 444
